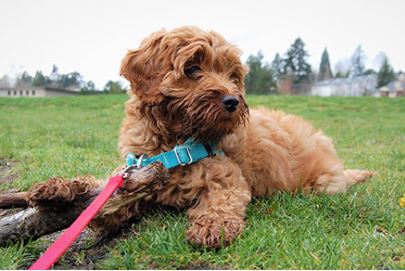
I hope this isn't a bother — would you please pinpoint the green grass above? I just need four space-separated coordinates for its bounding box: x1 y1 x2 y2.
0 95 404 269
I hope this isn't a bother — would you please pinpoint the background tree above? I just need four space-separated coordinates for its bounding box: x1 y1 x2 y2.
1 66 97 91
48 65 60 83
318 48 333 81
80 81 97 94
377 55 396 88
271 53 284 82
15 71 33 87
363 69 377 76
56 71 84 88
103 80 126 94
277 37 313 94
334 59 351 78
0 74 11 88
350 45 366 78
282 37 312 83
32 71 49 87
244 51 277 94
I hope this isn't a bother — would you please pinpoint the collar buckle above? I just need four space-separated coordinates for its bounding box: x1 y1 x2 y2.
174 146 193 166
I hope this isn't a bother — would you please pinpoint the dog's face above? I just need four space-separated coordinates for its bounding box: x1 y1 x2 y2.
121 26 249 142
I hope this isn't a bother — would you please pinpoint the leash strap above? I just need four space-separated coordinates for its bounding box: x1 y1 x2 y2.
29 174 124 270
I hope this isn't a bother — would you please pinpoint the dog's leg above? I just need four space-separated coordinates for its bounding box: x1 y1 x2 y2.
186 186 251 248
185 159 251 248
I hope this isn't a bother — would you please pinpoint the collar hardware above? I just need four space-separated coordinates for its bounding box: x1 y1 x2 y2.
174 146 193 166
126 138 223 170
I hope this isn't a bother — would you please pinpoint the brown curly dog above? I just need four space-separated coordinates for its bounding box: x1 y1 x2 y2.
118 26 374 248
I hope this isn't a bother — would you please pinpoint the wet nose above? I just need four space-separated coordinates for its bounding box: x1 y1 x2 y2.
222 95 239 112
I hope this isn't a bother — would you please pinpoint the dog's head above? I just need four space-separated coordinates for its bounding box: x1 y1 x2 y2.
121 26 249 143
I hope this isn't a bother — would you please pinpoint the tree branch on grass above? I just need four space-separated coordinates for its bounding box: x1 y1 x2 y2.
0 162 169 246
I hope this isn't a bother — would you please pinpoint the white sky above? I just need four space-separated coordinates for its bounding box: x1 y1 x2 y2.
0 0 404 88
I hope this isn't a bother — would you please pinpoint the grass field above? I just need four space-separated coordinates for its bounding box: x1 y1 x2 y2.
0 95 404 269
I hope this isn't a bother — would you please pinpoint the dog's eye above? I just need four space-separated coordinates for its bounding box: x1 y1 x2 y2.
230 73 241 84
184 65 201 78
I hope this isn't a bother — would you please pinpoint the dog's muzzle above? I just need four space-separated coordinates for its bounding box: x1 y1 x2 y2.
222 95 239 112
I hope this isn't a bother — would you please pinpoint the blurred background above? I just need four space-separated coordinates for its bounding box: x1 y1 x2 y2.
0 0 404 97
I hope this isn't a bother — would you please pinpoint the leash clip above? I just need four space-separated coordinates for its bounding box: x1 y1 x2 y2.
120 164 138 180
121 154 148 180
136 154 147 168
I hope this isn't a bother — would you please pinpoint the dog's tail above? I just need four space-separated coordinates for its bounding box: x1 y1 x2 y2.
314 168 375 194
343 169 376 186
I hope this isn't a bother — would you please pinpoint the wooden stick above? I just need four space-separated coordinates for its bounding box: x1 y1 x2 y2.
0 192 28 208
0 163 169 246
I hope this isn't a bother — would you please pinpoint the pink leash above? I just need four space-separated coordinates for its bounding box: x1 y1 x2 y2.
29 174 124 270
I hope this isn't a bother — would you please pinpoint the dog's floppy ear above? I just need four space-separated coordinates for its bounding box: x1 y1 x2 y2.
120 30 169 104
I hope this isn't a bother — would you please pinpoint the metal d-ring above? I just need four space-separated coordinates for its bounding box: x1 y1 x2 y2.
136 154 147 168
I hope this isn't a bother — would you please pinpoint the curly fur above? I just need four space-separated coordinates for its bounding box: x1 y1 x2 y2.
116 26 375 248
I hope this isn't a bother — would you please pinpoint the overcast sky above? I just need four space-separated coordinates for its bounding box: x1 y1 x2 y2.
0 0 404 88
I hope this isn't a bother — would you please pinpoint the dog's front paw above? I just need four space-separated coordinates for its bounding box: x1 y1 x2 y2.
186 215 245 248
27 176 99 209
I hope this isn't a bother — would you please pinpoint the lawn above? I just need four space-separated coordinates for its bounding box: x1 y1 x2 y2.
0 95 404 269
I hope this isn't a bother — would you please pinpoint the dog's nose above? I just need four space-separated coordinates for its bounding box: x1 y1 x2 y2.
222 95 239 112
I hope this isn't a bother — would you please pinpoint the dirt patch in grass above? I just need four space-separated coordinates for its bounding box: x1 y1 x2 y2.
22 229 103 270
22 227 139 270
0 158 18 184
52 229 107 270
178 261 229 270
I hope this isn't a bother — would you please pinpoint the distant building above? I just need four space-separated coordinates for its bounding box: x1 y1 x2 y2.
278 74 313 95
311 74 378 96
0 86 80 97
379 74 405 98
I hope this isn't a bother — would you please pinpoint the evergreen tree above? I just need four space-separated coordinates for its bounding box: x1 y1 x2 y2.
244 51 277 94
282 37 312 83
15 71 33 87
350 45 366 77
377 56 396 88
271 53 284 81
32 71 49 86
318 48 333 81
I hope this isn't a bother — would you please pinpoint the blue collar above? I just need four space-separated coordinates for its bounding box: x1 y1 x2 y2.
126 138 223 169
